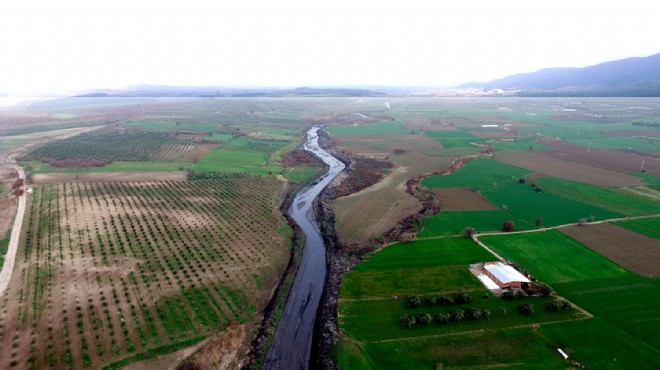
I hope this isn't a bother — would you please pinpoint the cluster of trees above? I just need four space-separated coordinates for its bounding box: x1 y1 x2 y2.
399 307 491 328
544 299 572 312
407 292 472 308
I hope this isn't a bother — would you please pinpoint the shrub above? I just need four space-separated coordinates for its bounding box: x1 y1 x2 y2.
455 292 471 304
435 312 450 324
407 296 421 308
438 295 454 306
399 314 416 328
463 227 476 238
503 220 515 232
465 307 482 320
482 309 491 319
499 307 507 316
518 303 534 315
424 296 437 305
450 309 465 322
416 313 433 325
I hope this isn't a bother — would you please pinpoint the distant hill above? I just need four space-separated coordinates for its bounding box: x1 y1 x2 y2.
461 53 660 96
75 85 387 98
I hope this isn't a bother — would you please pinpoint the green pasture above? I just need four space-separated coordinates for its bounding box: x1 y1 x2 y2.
421 158 531 191
536 177 660 215
615 217 660 239
571 136 660 154
192 148 280 175
483 182 623 227
419 210 535 237
351 327 566 370
490 139 551 152
327 120 411 136
630 172 660 186
480 230 627 284
125 121 216 132
424 130 482 148
22 160 192 174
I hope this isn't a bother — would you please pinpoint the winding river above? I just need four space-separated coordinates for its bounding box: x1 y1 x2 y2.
263 126 345 369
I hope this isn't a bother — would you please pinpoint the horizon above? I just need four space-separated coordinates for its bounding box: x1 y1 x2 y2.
2 0 660 94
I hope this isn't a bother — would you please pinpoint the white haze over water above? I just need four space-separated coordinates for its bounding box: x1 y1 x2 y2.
1 0 659 93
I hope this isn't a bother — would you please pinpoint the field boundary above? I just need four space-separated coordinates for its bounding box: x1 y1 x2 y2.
0 163 25 296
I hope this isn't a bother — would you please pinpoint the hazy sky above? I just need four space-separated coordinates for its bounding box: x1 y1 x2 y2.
1 0 659 93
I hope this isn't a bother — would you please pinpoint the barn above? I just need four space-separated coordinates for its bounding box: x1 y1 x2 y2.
483 262 530 288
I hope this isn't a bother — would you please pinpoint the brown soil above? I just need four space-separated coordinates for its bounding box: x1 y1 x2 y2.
0 178 289 369
559 223 660 277
179 143 219 163
495 151 645 186
431 187 498 211
33 171 188 183
539 140 660 176
607 129 660 137
0 198 16 240
334 157 393 198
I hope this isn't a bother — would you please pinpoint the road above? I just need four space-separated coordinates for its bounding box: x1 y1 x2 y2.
263 126 345 369
0 164 26 296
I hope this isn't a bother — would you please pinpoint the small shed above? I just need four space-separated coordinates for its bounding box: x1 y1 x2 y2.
483 262 530 288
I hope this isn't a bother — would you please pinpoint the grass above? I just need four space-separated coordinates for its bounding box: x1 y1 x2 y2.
615 217 660 239
23 160 192 173
482 182 623 227
536 177 660 215
630 171 660 186
125 121 216 132
479 230 627 284
193 148 280 175
419 210 535 237
327 121 411 136
491 140 550 152
337 237 585 369
421 158 531 191
359 327 566 370
100 335 207 370
424 130 482 148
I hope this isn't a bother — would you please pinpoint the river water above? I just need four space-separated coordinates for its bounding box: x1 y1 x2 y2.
263 126 345 369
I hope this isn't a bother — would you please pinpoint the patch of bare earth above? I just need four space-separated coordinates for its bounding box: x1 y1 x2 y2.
431 187 498 211
495 151 645 186
539 140 660 176
33 171 188 183
560 223 660 277
179 143 219 163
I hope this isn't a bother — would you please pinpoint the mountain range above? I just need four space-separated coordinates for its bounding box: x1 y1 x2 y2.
461 53 660 96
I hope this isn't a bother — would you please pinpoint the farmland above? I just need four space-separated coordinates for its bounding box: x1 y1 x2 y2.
0 177 290 369
337 238 586 369
478 231 660 368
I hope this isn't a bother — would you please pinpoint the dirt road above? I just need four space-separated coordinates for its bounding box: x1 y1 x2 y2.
0 164 26 296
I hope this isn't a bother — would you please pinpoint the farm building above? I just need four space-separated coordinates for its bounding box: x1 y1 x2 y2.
483 262 530 288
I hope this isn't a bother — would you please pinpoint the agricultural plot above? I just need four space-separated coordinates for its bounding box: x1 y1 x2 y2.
337 238 586 369
430 187 498 211
327 121 411 136
424 130 482 149
616 217 660 239
559 223 660 277
479 231 660 368
539 140 660 176
23 128 199 164
421 158 531 191
0 177 290 369
419 210 534 238
495 151 645 186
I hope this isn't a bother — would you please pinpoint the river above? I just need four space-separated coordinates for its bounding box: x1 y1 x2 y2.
263 126 345 369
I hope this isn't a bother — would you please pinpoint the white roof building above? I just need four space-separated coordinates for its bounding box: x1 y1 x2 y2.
484 262 530 288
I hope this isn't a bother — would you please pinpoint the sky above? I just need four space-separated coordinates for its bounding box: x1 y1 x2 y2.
1 0 659 93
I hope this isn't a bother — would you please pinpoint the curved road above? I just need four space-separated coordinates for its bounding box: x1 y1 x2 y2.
0 164 26 296
263 126 345 369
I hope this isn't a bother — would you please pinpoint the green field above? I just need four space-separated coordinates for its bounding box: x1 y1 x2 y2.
482 182 623 227
424 130 482 148
337 237 587 369
490 139 550 152
192 148 281 175
479 231 660 368
615 217 660 239
419 210 534 237
327 120 411 136
480 231 627 283
537 177 660 215
421 158 531 191
23 160 193 174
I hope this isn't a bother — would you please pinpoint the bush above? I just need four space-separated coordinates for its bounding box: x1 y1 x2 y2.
438 295 454 306
539 283 554 297
416 313 433 325
407 296 421 308
503 220 515 232
465 307 482 320
424 296 437 305
455 292 471 304
399 314 416 328
463 227 476 238
435 312 450 324
499 307 507 316
518 303 534 315
482 309 491 319
450 309 465 322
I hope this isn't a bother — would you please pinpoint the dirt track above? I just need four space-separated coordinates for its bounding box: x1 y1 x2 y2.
0 164 25 296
